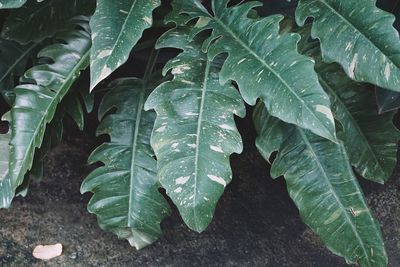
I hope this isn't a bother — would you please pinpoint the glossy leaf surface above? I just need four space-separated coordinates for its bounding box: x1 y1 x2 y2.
145 27 245 232
170 0 336 141
89 0 160 90
254 103 387 267
297 27 400 183
296 0 400 92
82 78 171 249
0 0 26 9
1 19 91 208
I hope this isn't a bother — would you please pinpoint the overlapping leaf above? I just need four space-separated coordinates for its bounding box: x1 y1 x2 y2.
0 0 26 9
0 112 10 180
0 111 12 207
1 0 95 44
82 78 171 249
376 88 400 114
0 39 39 104
145 27 245 232
89 0 160 90
296 0 400 92
0 18 91 208
297 27 400 184
170 0 336 141
10 88 90 200
254 103 387 267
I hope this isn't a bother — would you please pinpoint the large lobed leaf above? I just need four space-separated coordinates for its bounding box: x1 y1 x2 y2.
11 85 91 199
82 78 171 249
170 0 336 141
145 27 245 232
254 103 387 267
296 26 400 184
1 0 95 44
0 18 91 208
89 0 160 90
296 0 400 92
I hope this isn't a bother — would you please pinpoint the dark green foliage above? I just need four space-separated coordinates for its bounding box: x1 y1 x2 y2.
0 1 399 266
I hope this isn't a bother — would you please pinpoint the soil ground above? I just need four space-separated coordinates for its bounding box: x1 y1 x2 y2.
0 119 399 267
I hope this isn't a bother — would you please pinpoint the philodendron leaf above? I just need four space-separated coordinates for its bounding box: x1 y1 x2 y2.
1 0 95 44
0 39 39 105
254 103 387 267
63 92 85 131
1 18 91 208
82 78 171 249
79 86 94 114
145 27 245 232
376 88 400 114
296 0 400 92
296 27 400 184
0 0 26 9
0 111 12 207
170 0 336 142
10 86 91 199
89 0 160 90
317 62 400 184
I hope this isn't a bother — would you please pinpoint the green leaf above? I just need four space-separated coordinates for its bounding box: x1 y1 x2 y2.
317 63 400 184
297 27 400 184
145 27 245 232
0 111 12 207
63 92 85 131
11 85 89 199
81 78 171 249
170 0 336 142
376 88 400 114
0 39 39 105
89 0 160 90
0 0 26 9
1 0 95 44
296 0 400 92
254 103 387 267
79 87 94 114
0 112 10 180
2 18 91 208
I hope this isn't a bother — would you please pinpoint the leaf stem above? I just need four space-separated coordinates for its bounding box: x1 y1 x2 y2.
133 39 158 52
143 49 159 83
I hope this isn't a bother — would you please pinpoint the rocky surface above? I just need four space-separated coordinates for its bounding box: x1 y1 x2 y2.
0 119 399 267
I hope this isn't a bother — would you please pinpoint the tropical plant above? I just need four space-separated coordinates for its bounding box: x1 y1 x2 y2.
0 0 399 265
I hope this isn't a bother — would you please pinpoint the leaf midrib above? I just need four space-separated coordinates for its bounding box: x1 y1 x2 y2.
127 85 145 227
212 15 333 138
297 128 370 265
192 60 211 229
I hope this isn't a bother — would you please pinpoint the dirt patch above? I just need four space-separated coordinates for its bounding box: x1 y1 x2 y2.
0 127 399 266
